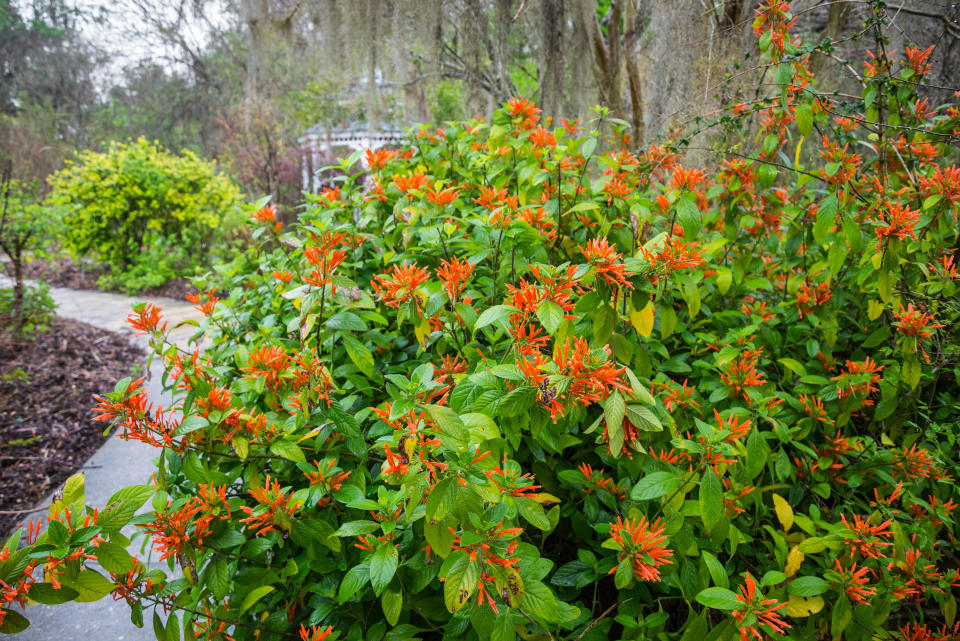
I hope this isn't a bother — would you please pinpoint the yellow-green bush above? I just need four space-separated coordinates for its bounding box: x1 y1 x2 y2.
48 138 244 292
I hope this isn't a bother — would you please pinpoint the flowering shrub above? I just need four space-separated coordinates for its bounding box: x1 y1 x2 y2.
48 138 244 293
4 7 960 640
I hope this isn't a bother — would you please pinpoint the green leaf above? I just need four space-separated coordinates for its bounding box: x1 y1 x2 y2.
702 552 728 589
536 299 564 335
788 576 829 596
516 496 551 530
778 358 806 376
832 594 853 636
630 472 683 501
814 195 838 243
695 587 741 610
153 612 167 641
370 541 399 595
334 520 381 537
676 198 701 240
495 386 538 418
207 556 230 599
270 439 306 463
592 304 615 345
382 586 403 626
240 585 274 614
327 311 368 331
71 569 116 602
491 612 515 641
699 470 723 531
614 557 634 589
343 334 375 377
426 477 458 522
474 305 518 332
173 415 207 437
522 580 559 623
0 609 29 633
27 583 79 605
443 553 480 613
604 391 626 455
795 103 813 137
425 404 469 450
338 563 370 604
96 541 134 575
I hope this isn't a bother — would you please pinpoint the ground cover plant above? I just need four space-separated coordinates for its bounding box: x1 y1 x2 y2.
3 4 960 640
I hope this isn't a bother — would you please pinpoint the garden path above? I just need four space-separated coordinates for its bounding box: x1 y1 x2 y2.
3 279 204 640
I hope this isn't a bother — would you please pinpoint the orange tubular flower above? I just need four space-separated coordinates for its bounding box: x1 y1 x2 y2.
505 96 541 129
893 303 943 339
528 125 556 149
243 345 292 391
437 256 475 301
365 148 398 170
392 172 427 194
875 202 920 249
239 475 301 536
372 261 430 311
300 625 334 641
832 559 876 605
796 280 832 316
798 393 828 423
426 186 461 207
554 337 630 408
832 357 883 405
607 516 673 582
719 350 766 403
186 289 220 316
128 303 167 335
580 237 633 289
253 203 277 224
840 514 893 560
731 573 791 641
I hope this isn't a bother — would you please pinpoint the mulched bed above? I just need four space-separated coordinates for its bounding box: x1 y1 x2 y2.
22 254 193 301
0 318 145 535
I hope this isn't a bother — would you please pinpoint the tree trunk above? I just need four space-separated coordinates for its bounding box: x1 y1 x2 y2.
539 0 565 122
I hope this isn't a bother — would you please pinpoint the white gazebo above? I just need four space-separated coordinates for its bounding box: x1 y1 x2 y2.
299 121 406 192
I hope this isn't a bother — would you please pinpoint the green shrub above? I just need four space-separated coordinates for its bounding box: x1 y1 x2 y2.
4 7 960 641
0 282 54 337
48 138 244 293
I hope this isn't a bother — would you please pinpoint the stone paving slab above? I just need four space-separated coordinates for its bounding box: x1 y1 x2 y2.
2 279 204 640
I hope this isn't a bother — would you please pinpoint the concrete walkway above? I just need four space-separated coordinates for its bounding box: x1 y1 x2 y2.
2 279 204 640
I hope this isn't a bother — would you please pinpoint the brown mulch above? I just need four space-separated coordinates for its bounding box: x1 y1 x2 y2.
0 318 145 535
22 254 193 301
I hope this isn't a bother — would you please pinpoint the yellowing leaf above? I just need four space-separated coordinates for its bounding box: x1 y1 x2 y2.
414 317 432 349
532 493 562 506
785 546 804 577
881 432 895 447
785 594 824 618
631 302 655 338
868 300 884 321
293 297 303 311
773 493 794 532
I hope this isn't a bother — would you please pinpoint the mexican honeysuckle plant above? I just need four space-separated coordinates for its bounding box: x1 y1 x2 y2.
3 3 960 640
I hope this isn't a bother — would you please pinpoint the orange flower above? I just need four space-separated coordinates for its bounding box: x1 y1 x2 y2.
437 256 475 301
528 125 556 148
840 514 893 559
832 559 876 605
254 203 277 224
505 96 540 129
372 261 430 312
186 289 219 316
607 516 673 582
719 349 766 403
271 270 294 283
580 237 633 289
392 172 427 194
796 280 832 316
893 303 943 339
731 573 790 641
832 357 883 405
128 303 167 335
875 202 920 248
239 475 301 536
300 625 334 641
426 186 461 206
365 148 398 170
